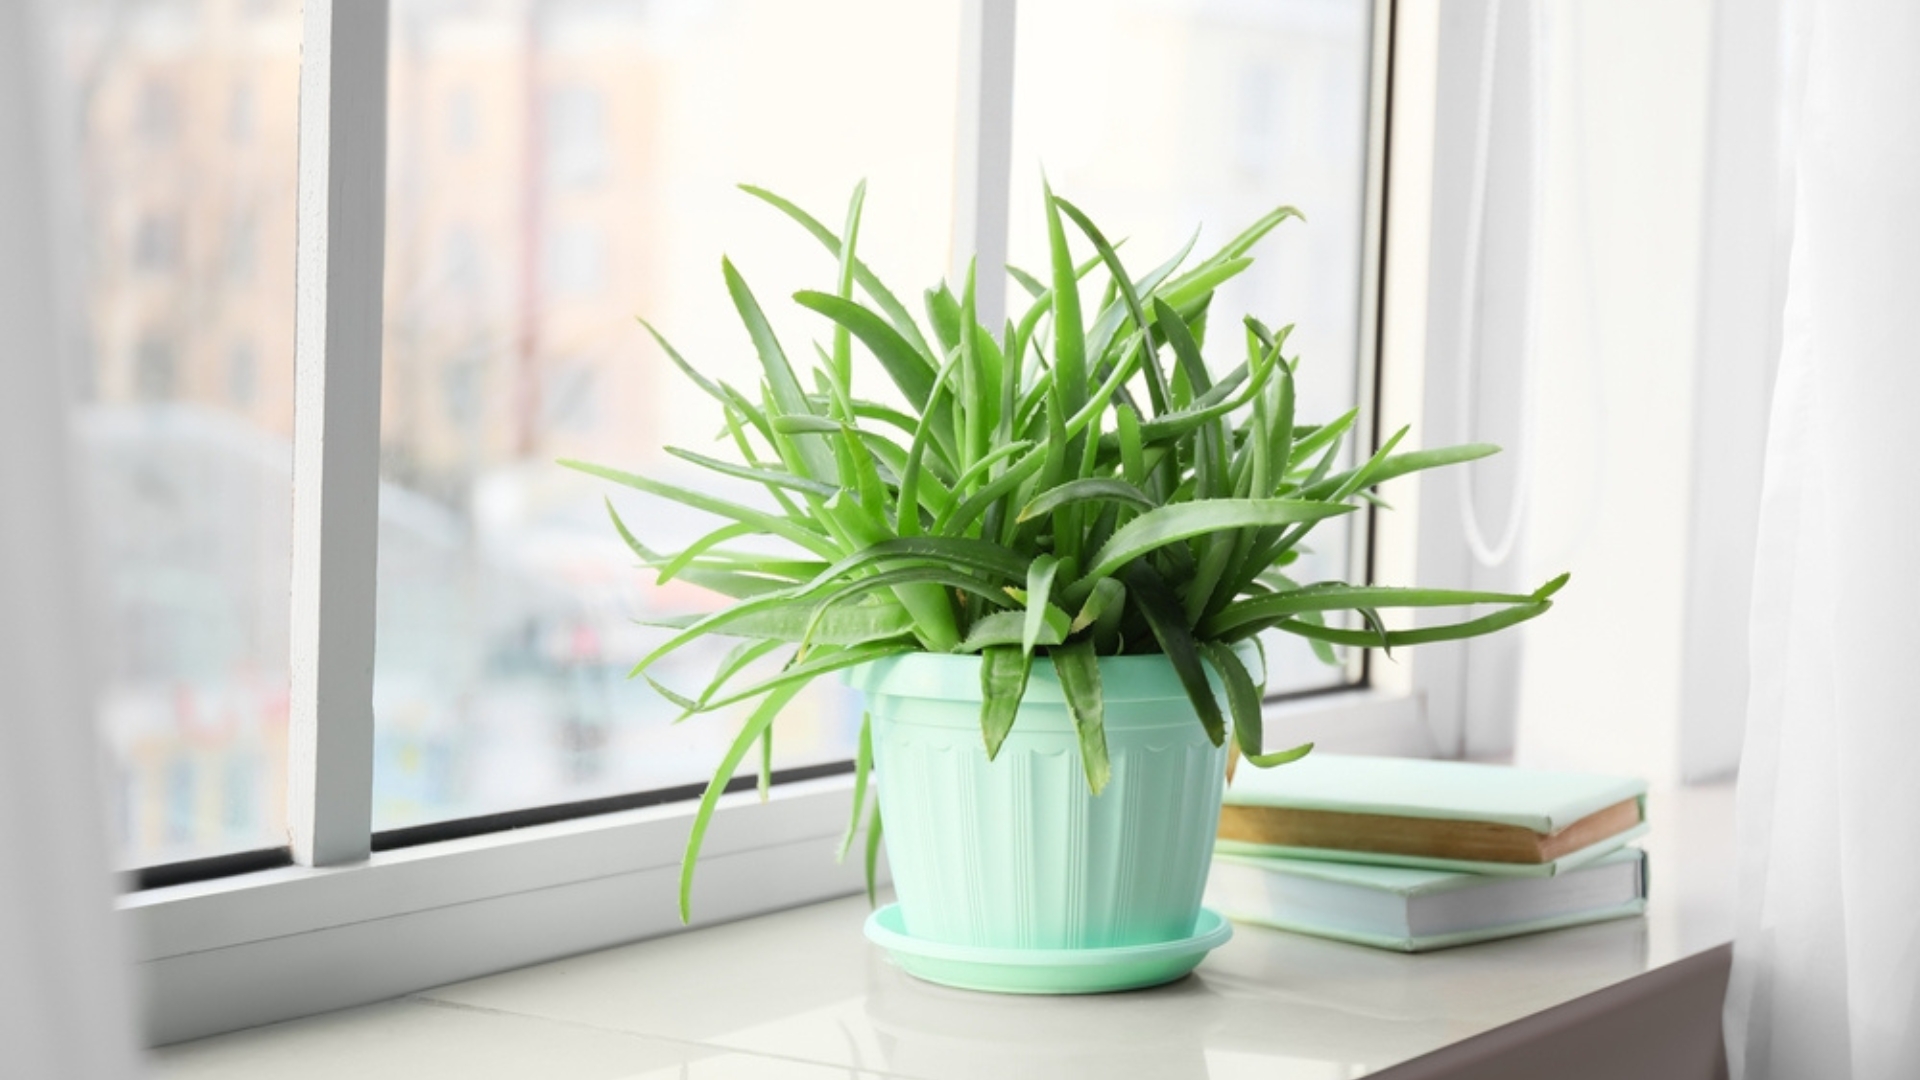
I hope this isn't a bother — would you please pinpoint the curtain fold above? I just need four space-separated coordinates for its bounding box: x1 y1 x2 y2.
0 1 143 1076
1724 1 1920 1076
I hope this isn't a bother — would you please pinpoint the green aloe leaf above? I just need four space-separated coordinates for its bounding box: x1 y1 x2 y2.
563 459 840 560
1054 195 1170 414
829 181 867 397
1296 443 1500 501
799 537 1030 600
837 712 874 861
679 679 808 923
796 565 1012 656
979 644 1032 760
1022 554 1062 657
642 593 914 653
636 317 727 407
1018 477 1157 523
1201 641 1266 761
1286 408 1359 473
722 258 833 480
1071 577 1126 634
863 802 884 907
1246 742 1314 768
695 640 919 714
683 638 786 719
957 606 1069 653
1203 582 1550 639
794 290 938 410
1163 205 1301 295
663 447 842 501
651 566 805 601
758 724 773 800
1126 565 1225 748
1050 638 1110 794
940 449 1049 539
737 184 934 361
604 496 660 563
1043 182 1088 418
1079 499 1356 590
1085 227 1200 365
1272 596 1558 649
1157 257 1253 314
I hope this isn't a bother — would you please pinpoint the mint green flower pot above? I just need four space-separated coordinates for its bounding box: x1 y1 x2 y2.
844 649 1249 961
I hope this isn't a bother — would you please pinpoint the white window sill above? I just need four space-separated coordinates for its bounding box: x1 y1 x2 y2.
149 783 1735 1079
128 688 1433 1046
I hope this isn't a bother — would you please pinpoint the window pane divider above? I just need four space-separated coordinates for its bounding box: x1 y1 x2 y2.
288 0 390 867
953 0 1018 329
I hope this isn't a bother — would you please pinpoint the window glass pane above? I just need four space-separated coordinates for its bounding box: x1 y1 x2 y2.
376 0 962 830
45 0 301 867
1009 0 1376 696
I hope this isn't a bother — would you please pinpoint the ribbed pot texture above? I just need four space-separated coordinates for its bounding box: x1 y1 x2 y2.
844 650 1240 951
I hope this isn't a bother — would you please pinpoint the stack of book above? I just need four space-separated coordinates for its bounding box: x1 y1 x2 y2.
1204 755 1649 952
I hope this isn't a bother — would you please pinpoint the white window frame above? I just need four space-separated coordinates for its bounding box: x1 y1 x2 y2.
122 0 1488 1045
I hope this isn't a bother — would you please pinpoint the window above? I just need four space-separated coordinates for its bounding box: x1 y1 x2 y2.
439 225 486 295
50 0 301 870
109 0 1422 1044
1009 0 1376 700
227 341 257 408
136 77 178 145
544 84 606 189
225 210 257 283
229 82 255 144
540 360 598 436
134 212 181 273
542 223 604 298
133 336 177 400
446 87 478 152
375 0 962 832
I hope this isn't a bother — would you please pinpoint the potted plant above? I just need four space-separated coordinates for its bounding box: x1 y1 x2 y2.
565 182 1564 993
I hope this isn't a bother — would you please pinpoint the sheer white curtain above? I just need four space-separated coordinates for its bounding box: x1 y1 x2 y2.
1724 1 1920 1076
0 1 143 1076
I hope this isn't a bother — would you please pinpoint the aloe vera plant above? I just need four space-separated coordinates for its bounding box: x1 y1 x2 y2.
565 183 1566 920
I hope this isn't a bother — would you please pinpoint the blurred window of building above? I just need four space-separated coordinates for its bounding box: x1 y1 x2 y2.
441 225 486 294
135 212 182 273
137 76 179 145
442 353 485 431
45 0 300 870
446 86 478 152
540 360 597 436
225 208 257 283
543 222 603 297
1009 0 1375 699
134 336 178 401
229 82 256 145
544 83 605 189
227 340 258 408
375 0 963 832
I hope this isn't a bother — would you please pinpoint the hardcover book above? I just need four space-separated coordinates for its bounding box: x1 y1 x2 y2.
1205 847 1649 952
1217 754 1648 876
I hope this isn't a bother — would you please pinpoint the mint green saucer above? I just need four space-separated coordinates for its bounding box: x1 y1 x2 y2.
864 905 1232 995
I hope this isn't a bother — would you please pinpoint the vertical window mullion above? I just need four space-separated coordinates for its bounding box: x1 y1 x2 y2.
953 0 1018 329
288 0 390 867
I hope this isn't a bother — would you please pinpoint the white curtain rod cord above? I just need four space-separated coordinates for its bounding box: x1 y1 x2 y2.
1453 0 1550 570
